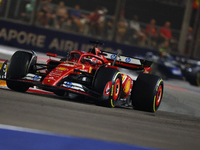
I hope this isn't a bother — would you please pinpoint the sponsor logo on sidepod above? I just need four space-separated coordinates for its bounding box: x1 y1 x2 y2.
125 57 131 63
33 75 40 81
65 82 73 88
110 54 116 59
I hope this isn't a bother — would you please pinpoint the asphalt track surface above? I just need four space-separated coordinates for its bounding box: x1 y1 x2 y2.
1 45 200 150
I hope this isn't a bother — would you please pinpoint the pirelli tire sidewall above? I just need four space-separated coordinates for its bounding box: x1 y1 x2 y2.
7 51 34 79
6 51 35 92
152 78 163 111
109 72 122 107
131 73 164 112
93 66 122 107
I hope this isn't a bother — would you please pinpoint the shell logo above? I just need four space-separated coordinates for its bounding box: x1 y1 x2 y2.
57 67 67 71
124 80 130 94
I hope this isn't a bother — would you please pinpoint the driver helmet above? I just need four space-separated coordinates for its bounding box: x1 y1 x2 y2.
83 56 102 65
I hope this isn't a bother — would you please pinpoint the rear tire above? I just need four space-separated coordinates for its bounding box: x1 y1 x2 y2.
93 67 122 107
6 51 36 92
131 73 163 112
187 71 200 86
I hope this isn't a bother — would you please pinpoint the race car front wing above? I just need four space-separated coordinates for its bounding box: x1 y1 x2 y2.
6 77 107 101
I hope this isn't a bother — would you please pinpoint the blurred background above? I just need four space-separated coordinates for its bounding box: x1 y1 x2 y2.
0 0 200 59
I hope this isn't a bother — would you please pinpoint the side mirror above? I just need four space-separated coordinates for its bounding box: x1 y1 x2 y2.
98 52 107 56
47 53 57 57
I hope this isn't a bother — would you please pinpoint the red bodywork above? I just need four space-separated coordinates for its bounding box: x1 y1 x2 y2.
41 48 150 99
45 50 107 85
13 47 152 100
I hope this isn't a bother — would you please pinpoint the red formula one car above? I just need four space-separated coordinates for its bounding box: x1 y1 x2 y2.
2 41 163 112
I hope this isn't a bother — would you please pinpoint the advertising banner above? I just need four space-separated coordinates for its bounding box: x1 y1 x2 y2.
0 20 154 57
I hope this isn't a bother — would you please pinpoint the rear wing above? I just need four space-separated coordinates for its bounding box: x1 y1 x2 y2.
102 51 152 70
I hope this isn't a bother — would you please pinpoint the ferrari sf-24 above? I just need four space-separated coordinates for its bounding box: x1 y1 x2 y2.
1 41 164 112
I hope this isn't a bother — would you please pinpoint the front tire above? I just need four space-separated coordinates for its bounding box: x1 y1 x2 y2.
187 70 200 86
6 51 36 92
6 80 30 92
131 73 163 112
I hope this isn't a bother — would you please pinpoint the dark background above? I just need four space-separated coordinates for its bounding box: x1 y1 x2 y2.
51 0 185 30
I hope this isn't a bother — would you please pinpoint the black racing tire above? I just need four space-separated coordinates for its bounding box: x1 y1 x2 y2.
6 80 30 92
131 73 163 112
187 71 200 86
6 51 34 92
93 66 122 107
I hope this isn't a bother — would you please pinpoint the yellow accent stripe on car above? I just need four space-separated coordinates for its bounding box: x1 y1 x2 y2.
89 67 92 73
